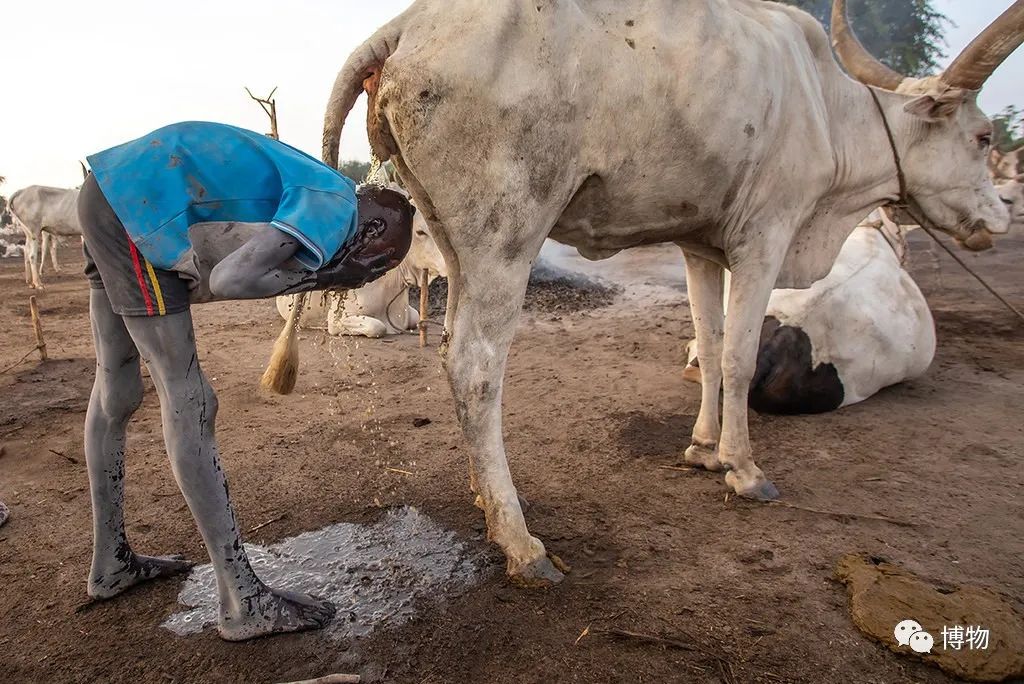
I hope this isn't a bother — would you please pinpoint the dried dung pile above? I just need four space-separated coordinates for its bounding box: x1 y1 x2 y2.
836 553 1024 682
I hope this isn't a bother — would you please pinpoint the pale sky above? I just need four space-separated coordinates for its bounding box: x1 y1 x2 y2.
1 0 1021 192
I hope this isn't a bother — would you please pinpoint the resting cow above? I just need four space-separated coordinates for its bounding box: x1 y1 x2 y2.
323 0 1020 584
275 211 447 337
684 183 1024 413
8 185 82 289
684 211 934 413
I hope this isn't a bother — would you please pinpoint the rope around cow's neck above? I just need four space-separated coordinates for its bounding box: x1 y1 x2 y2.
866 86 1024 323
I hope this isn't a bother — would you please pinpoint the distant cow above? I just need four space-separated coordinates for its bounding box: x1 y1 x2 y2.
997 176 1024 231
685 211 934 413
275 211 446 337
9 185 82 288
990 147 1024 181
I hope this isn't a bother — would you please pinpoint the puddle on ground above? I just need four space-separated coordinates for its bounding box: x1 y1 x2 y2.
162 506 480 639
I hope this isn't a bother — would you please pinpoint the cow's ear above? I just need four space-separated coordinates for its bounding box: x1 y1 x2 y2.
904 88 970 122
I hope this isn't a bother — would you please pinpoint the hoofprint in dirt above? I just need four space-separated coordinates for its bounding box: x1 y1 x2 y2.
0 239 1021 683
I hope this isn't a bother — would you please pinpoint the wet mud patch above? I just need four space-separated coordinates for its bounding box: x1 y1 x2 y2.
163 506 481 639
409 259 622 318
614 410 694 460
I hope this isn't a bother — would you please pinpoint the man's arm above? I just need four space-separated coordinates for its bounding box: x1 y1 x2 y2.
208 226 307 300
207 225 395 300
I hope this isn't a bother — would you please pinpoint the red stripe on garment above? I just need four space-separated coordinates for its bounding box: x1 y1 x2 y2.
126 237 155 316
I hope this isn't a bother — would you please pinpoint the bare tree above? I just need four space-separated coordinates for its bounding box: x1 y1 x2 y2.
245 86 280 140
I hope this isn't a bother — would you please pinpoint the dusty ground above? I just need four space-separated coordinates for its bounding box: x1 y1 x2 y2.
0 235 1021 684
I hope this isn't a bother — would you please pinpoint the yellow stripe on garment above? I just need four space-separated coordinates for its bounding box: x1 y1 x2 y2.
143 259 166 316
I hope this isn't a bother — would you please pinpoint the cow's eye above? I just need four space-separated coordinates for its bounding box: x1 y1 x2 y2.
978 133 992 149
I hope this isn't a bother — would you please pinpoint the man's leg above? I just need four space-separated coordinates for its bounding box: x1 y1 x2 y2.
122 311 335 641
86 288 193 598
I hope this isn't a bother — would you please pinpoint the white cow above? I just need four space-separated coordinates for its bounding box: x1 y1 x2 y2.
681 176 1024 411
684 211 934 413
997 176 1024 231
990 147 1023 181
322 0 1020 583
9 185 82 289
275 210 446 337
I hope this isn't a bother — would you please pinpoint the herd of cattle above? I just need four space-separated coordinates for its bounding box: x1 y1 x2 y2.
1 0 1023 598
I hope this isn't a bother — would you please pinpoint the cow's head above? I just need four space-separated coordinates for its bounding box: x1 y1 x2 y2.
832 0 1024 251
997 176 1024 232
990 147 1024 181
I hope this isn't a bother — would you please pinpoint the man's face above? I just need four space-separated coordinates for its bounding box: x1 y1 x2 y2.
355 185 415 268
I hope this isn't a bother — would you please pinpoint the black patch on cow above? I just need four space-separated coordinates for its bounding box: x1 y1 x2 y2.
748 316 844 415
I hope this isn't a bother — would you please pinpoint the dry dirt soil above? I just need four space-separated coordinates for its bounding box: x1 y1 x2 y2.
0 235 1021 684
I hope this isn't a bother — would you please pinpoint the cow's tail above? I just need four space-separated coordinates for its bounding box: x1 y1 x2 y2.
322 19 404 168
7 193 25 232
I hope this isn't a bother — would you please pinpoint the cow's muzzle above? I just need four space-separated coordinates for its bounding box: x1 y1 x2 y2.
955 221 995 252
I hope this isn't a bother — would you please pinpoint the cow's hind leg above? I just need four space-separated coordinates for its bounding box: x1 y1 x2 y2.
39 233 51 275
85 289 193 599
682 252 726 471
25 235 43 289
442 231 563 586
48 233 62 273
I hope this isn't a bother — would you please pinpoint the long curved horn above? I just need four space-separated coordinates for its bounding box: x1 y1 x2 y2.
830 0 906 90
941 0 1024 91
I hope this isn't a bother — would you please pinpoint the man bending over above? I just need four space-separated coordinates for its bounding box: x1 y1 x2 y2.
79 121 413 640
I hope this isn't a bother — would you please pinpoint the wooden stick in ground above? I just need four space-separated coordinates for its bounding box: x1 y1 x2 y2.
29 296 47 361
418 270 429 347
275 675 360 684
765 499 916 527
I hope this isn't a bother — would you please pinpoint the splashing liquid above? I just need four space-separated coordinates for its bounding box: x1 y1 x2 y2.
162 506 480 638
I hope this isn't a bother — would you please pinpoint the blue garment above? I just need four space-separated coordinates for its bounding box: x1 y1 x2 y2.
87 121 358 271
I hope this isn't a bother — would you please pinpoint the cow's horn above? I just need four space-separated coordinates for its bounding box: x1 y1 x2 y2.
941 0 1024 91
830 0 906 90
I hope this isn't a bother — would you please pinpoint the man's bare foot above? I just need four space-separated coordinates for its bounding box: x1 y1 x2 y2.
89 552 194 599
218 585 336 641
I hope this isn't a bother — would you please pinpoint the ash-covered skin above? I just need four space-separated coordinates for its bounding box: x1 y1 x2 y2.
208 185 414 299
82 186 413 641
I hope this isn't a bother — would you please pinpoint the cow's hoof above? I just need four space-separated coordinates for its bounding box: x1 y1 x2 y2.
726 470 780 501
88 553 194 599
219 587 336 642
684 442 723 471
508 545 566 588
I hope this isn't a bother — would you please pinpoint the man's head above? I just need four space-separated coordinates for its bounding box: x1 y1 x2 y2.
353 184 415 270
